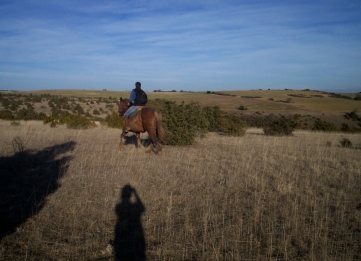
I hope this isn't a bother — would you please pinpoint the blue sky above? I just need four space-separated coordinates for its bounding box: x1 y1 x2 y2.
0 0 360 92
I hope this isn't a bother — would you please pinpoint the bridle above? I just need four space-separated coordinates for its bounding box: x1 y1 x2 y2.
118 100 130 117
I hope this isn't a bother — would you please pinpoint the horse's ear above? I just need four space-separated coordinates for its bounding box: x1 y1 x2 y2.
120 97 122 101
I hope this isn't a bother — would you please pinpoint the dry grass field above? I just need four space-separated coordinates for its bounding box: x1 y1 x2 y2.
0 120 360 260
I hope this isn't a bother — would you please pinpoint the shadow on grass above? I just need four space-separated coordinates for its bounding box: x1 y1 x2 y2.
123 134 152 147
113 185 146 261
0 141 76 239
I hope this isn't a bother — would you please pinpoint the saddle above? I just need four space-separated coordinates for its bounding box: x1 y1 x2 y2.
129 106 145 119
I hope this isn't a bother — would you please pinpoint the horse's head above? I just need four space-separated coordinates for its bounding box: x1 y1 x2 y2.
118 98 129 116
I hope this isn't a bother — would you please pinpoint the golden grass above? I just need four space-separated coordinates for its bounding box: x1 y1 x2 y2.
0 120 360 260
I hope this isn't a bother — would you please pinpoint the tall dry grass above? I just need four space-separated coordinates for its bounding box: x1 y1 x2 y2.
0 120 360 260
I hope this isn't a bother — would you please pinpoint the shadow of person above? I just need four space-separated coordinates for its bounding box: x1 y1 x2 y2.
0 141 76 240
113 185 146 261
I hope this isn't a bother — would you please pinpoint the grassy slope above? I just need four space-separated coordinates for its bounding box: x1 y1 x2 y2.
0 120 360 260
20 89 361 113
1 89 361 130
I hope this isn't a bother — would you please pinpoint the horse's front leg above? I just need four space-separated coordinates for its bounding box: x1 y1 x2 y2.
119 129 126 150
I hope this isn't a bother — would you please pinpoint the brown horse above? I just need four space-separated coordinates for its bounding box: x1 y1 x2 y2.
118 98 168 155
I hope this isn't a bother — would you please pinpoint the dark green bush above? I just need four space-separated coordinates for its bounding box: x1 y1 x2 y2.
10 121 21 126
65 114 96 129
0 110 15 120
239 114 266 128
16 108 42 120
203 106 245 136
51 107 60 118
312 118 338 132
43 116 55 124
237 105 247 110
156 101 209 146
74 103 85 114
104 111 123 128
148 100 245 146
341 123 352 133
263 115 297 136
62 104 71 110
93 109 100 115
9 101 19 111
344 110 360 121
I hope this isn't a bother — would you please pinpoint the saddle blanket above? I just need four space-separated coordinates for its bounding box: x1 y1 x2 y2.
129 106 145 118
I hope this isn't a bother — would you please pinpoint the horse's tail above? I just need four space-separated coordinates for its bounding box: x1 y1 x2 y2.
155 110 168 142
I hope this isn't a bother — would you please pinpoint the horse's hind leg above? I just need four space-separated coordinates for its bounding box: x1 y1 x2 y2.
155 143 162 155
148 131 162 155
145 137 154 153
136 133 141 150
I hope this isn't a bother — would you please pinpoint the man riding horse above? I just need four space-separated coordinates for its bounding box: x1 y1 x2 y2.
118 83 167 155
123 82 147 132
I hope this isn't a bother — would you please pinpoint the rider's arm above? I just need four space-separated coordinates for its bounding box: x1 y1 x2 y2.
128 90 136 105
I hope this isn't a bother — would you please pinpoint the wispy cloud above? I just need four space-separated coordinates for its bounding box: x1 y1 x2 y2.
0 1 360 91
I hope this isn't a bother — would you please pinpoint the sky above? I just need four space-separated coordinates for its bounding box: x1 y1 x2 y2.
0 0 360 93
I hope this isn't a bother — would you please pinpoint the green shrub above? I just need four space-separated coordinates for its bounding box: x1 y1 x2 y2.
341 123 352 133
10 121 21 126
203 106 245 136
65 114 96 129
220 113 246 136
344 110 360 121
149 100 245 146
293 114 302 120
237 105 247 110
239 114 266 128
16 108 39 120
43 116 54 124
0 110 15 120
312 118 338 132
157 101 209 146
57 111 72 124
93 109 100 115
0 97 10 108
9 101 19 111
74 103 85 114
104 111 123 128
263 115 297 136
62 104 71 110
